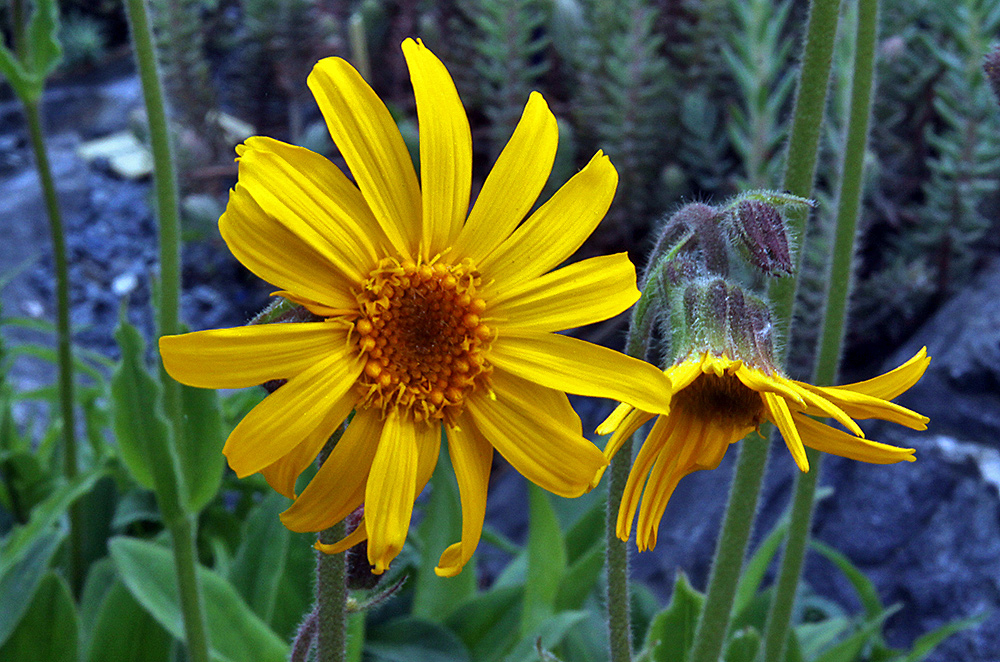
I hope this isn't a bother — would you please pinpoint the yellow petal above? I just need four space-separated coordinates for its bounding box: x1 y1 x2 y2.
308 57 420 258
489 331 672 414
220 185 356 310
261 402 351 499
436 415 493 577
666 357 705 393
603 408 656 463
223 350 364 478
478 151 618 292
452 92 557 263
233 136 386 280
764 392 809 472
160 322 346 389
401 38 471 257
617 413 679 542
733 365 805 406
781 376 865 437
833 348 930 400
597 402 636 436
793 413 916 464
315 519 368 555
280 408 383 530
464 373 606 498
268 291 353 318
796 384 929 430
365 410 419 574
489 253 639 333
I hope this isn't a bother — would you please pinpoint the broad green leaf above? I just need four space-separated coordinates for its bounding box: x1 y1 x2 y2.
0 468 102 575
111 320 172 492
725 627 761 662
178 383 225 512
25 0 63 86
86 580 171 662
641 571 705 662
522 483 567 637
79 557 117 643
0 46 31 101
0 532 60 647
365 617 470 662
109 536 288 662
811 539 884 619
554 541 604 610
901 612 988 662
228 492 289 624
270 530 315 640
501 610 589 662
562 495 605 564
446 585 523 662
0 571 77 662
412 447 476 622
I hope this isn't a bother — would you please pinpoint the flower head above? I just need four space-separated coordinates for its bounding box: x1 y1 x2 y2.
159 38 672 576
599 347 930 552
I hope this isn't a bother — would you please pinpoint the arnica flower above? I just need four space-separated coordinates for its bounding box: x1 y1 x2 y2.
599 295 930 552
159 39 672 576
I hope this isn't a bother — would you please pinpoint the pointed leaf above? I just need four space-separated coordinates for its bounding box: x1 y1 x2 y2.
109 536 288 662
86 580 171 662
641 571 705 662
25 0 62 89
178 383 225 512
522 484 567 637
227 492 290 624
901 612 988 662
445 586 523 662
0 571 77 662
0 532 61 648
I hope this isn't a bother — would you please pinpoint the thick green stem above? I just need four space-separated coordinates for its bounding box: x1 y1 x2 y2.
24 98 82 595
317 522 348 662
687 433 769 662
606 440 634 662
759 1 879 659
123 2 209 662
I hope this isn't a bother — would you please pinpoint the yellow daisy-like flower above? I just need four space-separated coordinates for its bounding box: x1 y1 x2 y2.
159 38 672 577
598 348 930 552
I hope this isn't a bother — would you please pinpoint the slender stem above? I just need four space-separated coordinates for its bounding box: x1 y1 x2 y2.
317 522 348 662
24 98 82 595
123 2 209 662
759 1 879 659
606 440 634 662
687 433 769 662
769 0 842 337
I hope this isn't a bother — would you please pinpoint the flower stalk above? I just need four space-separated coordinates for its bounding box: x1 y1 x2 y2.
759 0 881 659
687 1 840 661
123 1 210 662
23 96 81 595
317 521 348 662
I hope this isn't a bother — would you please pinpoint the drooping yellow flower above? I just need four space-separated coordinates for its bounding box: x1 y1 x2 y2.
599 348 930 552
159 38 672 576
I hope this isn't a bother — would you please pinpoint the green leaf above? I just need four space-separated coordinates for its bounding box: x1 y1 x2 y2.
0 571 77 662
811 607 897 662
446 585 523 662
900 612 988 662
86 580 171 662
0 468 103 575
522 483 567 637
0 532 61 648
554 541 604 610
733 519 789 620
724 627 761 662
79 557 117 643
411 446 476 622
365 617 471 662
562 495 605 564
227 492 290 624
111 319 171 492
796 616 852 660
501 610 590 662
810 539 884 619
0 45 31 102
25 0 63 89
178 384 225 512
109 536 289 662
641 571 705 662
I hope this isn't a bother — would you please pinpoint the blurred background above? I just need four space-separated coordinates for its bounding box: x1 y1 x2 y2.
1 0 999 660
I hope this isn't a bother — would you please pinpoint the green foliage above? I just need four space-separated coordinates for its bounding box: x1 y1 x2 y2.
0 572 78 662
0 0 63 103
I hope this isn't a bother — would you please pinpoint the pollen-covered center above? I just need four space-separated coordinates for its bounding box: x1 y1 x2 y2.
353 257 493 425
673 372 765 429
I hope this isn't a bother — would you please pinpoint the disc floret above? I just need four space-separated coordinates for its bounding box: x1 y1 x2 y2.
353 256 493 424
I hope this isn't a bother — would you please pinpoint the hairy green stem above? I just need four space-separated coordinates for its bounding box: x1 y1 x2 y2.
759 1 879 659
123 2 209 662
606 439 634 662
317 522 348 662
687 433 769 662
688 2 840 660
24 98 82 595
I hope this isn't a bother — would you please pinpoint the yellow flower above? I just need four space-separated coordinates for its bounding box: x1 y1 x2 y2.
159 38 672 576
598 348 930 552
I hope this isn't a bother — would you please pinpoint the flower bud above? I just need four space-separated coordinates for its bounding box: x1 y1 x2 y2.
731 199 793 276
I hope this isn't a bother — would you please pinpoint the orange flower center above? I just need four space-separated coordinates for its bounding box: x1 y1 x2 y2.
353 257 493 425
673 372 765 429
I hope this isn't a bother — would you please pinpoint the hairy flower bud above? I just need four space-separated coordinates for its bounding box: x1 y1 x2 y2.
731 199 793 276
